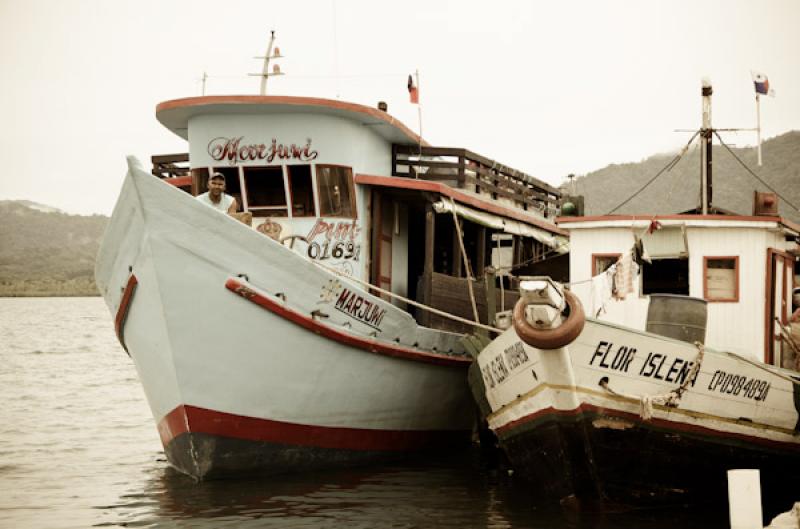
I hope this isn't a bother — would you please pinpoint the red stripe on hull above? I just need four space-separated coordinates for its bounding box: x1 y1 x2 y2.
496 401 800 452
158 404 466 452
225 277 472 368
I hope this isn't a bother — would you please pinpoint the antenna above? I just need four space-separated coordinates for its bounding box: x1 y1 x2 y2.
248 30 285 95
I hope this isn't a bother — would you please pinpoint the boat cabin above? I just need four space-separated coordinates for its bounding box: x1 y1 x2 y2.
559 205 800 368
153 95 568 333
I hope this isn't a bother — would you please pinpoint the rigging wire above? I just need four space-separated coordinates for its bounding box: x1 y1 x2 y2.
712 131 800 213
604 130 701 215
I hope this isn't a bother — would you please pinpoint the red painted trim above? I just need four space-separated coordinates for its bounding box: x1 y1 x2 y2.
165 176 192 187
496 401 800 453
558 213 795 226
156 95 425 147
157 404 465 451
224 277 471 368
354 173 566 236
703 256 739 302
115 275 138 354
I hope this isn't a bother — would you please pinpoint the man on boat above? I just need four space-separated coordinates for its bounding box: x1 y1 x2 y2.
196 172 238 214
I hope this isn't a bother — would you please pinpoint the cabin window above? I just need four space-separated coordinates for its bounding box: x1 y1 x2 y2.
316 165 355 218
243 166 288 217
592 253 621 276
209 167 241 211
704 256 739 302
491 233 514 276
642 258 689 296
287 165 315 217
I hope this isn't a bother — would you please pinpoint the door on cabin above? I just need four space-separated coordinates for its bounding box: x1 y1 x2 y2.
371 192 393 301
766 249 792 366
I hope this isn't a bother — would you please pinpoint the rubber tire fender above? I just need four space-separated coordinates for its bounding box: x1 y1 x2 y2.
512 289 585 350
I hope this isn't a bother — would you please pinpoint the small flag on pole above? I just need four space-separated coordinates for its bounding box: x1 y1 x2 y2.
408 74 419 104
751 71 775 97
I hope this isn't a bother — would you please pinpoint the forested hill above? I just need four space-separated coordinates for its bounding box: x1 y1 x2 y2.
566 131 800 223
0 201 108 296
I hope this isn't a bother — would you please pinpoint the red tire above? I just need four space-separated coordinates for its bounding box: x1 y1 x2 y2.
512 289 585 350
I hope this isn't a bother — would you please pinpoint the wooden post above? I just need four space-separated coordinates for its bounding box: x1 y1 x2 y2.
452 217 463 278
476 226 486 277
484 267 497 339
422 202 435 326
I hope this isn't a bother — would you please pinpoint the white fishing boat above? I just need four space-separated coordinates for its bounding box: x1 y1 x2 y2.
471 80 800 513
95 70 567 476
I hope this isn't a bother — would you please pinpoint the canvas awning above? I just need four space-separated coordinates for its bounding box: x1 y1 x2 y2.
432 199 569 253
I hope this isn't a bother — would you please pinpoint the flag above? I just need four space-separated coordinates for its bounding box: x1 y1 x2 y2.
408 74 419 104
751 71 775 97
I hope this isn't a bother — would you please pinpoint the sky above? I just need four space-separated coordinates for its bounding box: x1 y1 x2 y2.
1 0 798 216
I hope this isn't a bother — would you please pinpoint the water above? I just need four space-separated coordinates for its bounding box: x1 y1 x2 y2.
0 297 730 528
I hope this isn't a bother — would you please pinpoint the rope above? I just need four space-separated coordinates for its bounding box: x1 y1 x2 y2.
712 131 800 213
310 260 502 334
600 342 705 420
605 130 700 215
449 198 480 323
721 346 800 386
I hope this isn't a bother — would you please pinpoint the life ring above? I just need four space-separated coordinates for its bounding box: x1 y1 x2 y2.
513 289 585 350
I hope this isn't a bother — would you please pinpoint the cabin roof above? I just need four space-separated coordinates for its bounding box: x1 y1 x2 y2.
356 173 567 236
156 95 424 146
557 213 800 235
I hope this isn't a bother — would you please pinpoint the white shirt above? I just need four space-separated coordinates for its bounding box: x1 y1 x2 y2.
196 192 234 213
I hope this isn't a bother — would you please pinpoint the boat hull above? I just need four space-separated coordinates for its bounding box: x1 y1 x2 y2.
474 317 800 512
96 160 474 479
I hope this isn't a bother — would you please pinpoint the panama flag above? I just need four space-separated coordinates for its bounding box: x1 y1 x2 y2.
751 71 775 97
408 74 419 104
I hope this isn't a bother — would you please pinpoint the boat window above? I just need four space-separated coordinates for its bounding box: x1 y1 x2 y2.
316 165 355 218
704 256 739 302
642 258 689 296
209 167 241 211
287 165 315 217
592 254 621 276
243 166 288 217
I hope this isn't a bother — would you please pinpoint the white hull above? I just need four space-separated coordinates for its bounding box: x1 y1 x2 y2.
475 317 800 507
96 161 474 478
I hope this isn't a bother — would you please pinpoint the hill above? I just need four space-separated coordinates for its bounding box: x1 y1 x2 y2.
566 131 800 223
0 201 108 296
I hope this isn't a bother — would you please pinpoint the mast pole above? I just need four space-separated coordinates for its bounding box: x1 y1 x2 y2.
756 93 763 166
701 78 713 215
260 31 276 95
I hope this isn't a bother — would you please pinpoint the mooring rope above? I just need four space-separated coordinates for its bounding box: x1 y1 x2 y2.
310 259 502 334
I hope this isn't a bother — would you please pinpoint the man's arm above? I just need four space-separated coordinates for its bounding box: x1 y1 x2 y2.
227 197 238 214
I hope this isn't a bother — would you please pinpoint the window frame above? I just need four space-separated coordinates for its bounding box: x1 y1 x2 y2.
703 256 739 302
591 253 621 276
240 165 290 217
315 164 357 219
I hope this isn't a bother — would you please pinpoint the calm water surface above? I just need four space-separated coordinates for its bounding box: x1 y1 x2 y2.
0 297 730 528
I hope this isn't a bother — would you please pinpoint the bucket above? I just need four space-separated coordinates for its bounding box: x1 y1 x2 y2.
646 294 707 344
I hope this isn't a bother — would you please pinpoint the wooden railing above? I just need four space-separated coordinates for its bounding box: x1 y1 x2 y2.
152 153 190 179
392 145 561 218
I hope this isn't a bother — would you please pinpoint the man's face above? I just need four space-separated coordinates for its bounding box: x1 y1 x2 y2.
208 177 225 198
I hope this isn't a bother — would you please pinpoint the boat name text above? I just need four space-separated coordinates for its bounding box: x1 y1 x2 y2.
706 370 771 401
590 341 698 386
334 288 386 330
481 341 529 389
306 220 362 262
208 136 318 165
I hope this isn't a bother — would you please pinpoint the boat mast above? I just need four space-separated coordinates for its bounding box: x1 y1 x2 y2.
251 30 284 95
700 78 713 214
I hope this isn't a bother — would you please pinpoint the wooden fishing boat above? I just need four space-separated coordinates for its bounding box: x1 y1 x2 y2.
471 80 800 514
95 93 566 479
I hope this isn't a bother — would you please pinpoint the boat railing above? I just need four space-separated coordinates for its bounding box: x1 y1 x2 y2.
392 145 561 218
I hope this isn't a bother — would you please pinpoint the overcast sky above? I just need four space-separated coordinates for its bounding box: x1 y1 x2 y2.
1 0 798 215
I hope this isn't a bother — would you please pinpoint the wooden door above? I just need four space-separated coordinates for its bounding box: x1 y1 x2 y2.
766 248 793 365
371 192 393 301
